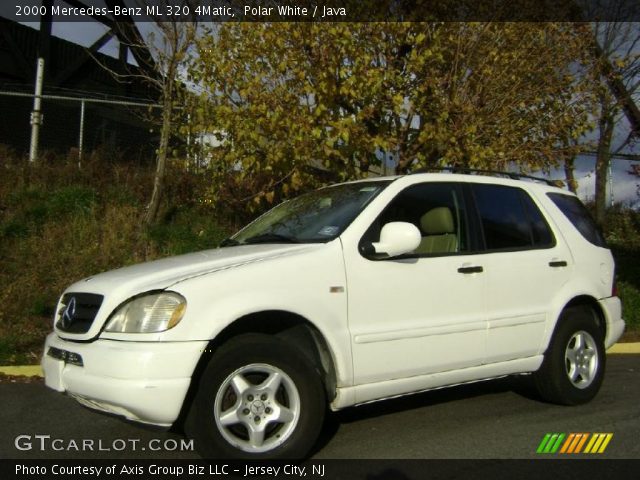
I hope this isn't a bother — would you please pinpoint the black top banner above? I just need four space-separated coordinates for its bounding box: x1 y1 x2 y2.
3 0 640 23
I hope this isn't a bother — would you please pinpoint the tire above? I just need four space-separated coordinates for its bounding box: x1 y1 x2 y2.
533 306 605 405
185 334 326 459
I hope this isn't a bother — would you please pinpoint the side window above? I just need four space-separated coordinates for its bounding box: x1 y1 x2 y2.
547 193 607 248
362 182 468 256
472 184 554 251
521 191 555 247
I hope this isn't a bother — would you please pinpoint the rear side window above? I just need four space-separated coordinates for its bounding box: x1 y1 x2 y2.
547 193 607 248
472 184 555 251
521 192 555 246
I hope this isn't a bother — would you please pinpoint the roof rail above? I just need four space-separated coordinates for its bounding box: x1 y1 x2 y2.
410 166 563 187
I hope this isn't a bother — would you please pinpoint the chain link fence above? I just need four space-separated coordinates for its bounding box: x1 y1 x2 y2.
0 85 161 164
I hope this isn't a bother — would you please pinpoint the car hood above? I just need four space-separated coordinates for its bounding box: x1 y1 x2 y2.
64 243 321 296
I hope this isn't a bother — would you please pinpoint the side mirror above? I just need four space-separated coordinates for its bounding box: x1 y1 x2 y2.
371 222 421 257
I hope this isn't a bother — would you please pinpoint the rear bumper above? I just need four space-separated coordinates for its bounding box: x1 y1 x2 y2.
42 333 207 426
599 296 625 349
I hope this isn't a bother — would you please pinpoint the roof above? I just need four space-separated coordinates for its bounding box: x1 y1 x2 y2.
336 170 569 195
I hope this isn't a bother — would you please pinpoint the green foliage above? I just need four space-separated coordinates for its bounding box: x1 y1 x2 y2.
0 153 232 365
603 205 640 250
1 219 29 239
618 281 640 331
0 336 38 366
604 206 640 331
2 185 96 236
48 186 97 216
148 207 230 255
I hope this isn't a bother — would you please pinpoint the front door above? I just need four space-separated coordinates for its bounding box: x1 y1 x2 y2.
344 182 488 386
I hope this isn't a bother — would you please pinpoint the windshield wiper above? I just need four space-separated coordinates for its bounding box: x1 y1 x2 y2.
219 237 240 247
243 232 300 244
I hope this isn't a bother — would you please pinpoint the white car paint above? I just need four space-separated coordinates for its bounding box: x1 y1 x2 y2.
42 173 625 426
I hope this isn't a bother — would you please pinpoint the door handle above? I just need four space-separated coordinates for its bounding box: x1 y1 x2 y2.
458 265 483 274
548 260 568 268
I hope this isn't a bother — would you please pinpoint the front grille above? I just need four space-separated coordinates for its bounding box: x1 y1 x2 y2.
55 292 104 334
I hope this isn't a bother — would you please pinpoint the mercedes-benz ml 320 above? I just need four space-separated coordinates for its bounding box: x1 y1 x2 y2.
43 172 624 459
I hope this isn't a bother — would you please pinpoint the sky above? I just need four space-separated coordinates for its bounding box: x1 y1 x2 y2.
548 156 639 208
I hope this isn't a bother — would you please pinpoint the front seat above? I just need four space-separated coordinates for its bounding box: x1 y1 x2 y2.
415 207 458 254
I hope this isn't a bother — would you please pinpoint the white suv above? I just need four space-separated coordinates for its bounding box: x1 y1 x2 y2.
42 172 624 459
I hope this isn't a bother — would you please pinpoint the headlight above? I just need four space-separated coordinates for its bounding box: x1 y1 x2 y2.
104 292 187 333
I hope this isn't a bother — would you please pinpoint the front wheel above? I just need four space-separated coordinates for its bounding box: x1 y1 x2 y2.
185 334 325 459
533 306 605 405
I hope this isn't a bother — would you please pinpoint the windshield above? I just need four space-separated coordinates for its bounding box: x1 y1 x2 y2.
225 181 391 246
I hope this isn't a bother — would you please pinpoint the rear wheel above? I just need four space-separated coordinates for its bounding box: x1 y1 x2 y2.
534 306 605 405
185 334 325 459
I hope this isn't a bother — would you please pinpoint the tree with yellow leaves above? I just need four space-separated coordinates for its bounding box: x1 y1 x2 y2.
190 22 594 211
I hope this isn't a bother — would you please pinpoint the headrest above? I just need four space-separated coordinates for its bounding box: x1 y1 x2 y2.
420 207 455 235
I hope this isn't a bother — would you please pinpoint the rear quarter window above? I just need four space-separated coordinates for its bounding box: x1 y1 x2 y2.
547 193 607 248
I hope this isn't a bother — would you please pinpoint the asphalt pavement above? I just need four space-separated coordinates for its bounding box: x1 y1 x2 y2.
1 354 638 460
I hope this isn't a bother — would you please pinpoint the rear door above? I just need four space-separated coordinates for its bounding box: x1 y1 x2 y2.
470 183 573 363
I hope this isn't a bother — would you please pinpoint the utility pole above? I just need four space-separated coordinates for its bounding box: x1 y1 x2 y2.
28 58 45 163
78 100 86 168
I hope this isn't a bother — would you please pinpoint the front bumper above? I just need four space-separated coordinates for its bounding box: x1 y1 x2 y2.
599 296 625 349
42 333 207 426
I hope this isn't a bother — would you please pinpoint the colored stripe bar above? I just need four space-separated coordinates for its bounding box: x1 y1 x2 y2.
560 433 576 454
598 434 613 453
585 433 614 454
590 434 606 453
538 432 613 454
584 434 598 453
566 433 583 454
537 433 552 453
574 433 589 453
544 434 560 453
550 433 566 453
